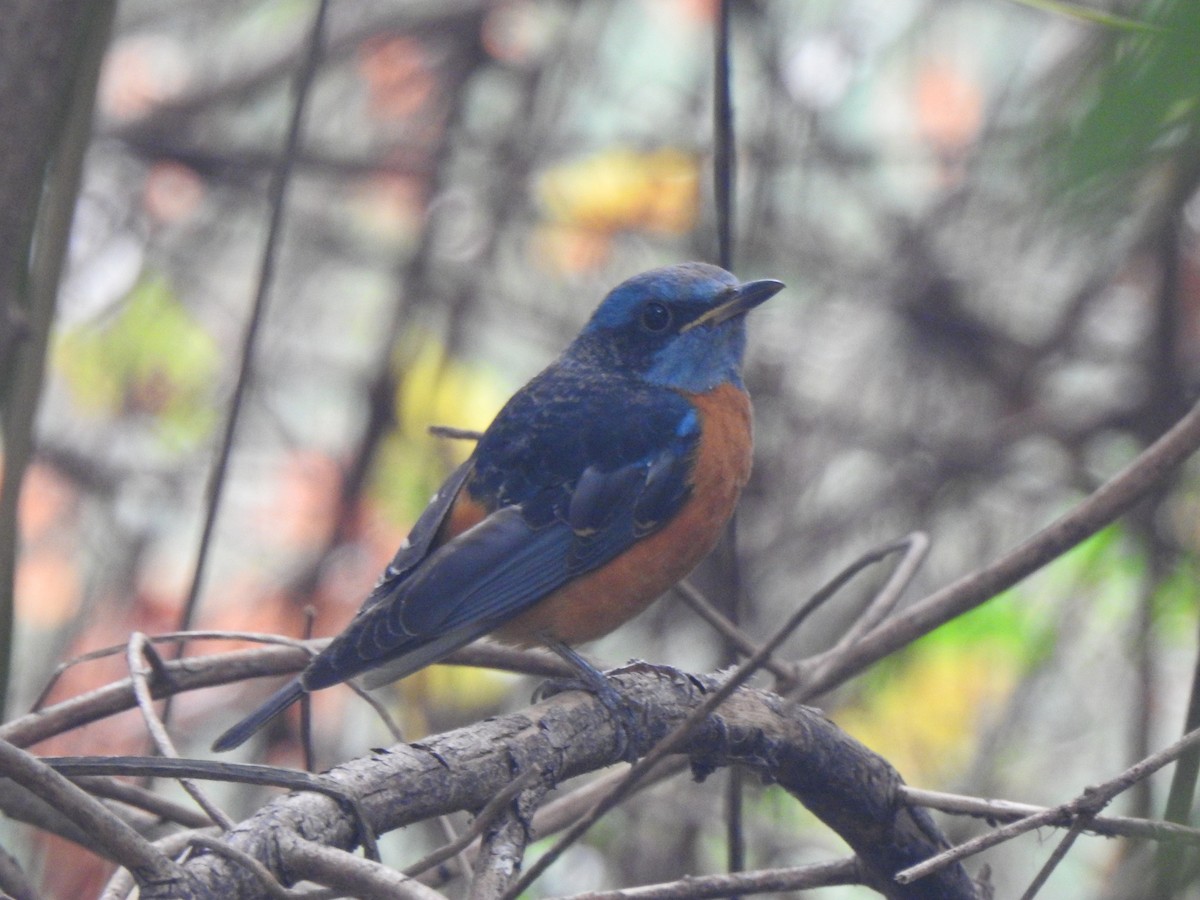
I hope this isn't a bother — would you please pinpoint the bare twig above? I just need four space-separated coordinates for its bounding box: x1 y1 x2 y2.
1016 815 1089 900
6 639 567 750
469 771 549 900
712 0 735 270
554 856 862 899
187 834 295 900
900 786 1200 844
829 531 930 654
0 1 117 723
0 738 178 884
174 0 331 637
428 425 484 441
73 776 212 829
126 632 234 829
798 398 1200 700
43 755 380 862
285 834 450 900
674 579 794 681
404 769 537 878
31 629 314 711
896 724 1200 885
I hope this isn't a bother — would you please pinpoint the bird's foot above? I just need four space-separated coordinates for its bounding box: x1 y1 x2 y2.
535 641 642 763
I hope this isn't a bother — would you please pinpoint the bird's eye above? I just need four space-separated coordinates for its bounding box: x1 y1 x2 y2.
640 301 672 332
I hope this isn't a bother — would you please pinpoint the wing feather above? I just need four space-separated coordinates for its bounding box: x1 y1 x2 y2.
302 408 699 692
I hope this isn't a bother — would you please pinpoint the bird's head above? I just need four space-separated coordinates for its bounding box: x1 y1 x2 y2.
571 262 784 392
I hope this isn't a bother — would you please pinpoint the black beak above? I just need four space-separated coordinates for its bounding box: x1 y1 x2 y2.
681 278 785 331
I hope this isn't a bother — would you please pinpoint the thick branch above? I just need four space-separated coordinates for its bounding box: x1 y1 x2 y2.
175 665 973 899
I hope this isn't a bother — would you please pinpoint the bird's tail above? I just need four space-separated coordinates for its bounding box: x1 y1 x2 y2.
211 678 306 752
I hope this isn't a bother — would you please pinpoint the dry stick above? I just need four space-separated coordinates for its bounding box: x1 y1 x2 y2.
798 397 1200 700
502 536 916 899
896 723 1200 885
432 812 474 885
44 755 381 862
679 535 928 691
0 739 177 884
711 1 744 878
73 776 212 829
7 640 568 750
101 828 223 900
300 607 317 774
899 786 1200 844
1016 816 1090 900
186 834 296 900
404 769 538 878
674 580 794 681
284 834 449 900
428 425 485 441
170 0 331 722
469 775 549 900
415 761 687 891
553 856 863 900
32 630 313 711
126 633 234 830
828 531 930 656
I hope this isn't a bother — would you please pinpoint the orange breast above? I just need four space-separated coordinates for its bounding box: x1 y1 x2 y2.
494 383 753 646
435 488 490 546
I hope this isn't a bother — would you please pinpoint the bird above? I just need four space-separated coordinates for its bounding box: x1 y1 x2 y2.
212 261 783 753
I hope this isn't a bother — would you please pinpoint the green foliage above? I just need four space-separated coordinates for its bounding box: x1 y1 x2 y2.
54 277 220 446
1055 0 1200 193
1005 0 1167 34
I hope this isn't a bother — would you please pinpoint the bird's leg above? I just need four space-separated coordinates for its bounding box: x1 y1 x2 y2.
536 639 640 762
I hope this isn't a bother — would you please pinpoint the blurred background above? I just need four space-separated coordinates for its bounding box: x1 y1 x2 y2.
5 0 1200 896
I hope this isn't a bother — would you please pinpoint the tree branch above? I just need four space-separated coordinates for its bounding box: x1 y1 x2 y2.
171 666 974 899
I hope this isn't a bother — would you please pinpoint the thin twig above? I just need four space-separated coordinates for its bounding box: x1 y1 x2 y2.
798 397 1200 700
900 786 1200 844
829 531 929 654
1017 814 1090 900
896 723 1200 885
674 579 795 681
285 834 450 900
503 536 914 899
301 607 317 772
713 3 741 874
43 754 381 861
428 425 484 441
188 834 296 900
73 775 212 829
0 739 177 882
174 0 332 637
552 856 862 899
712 0 735 271
31 630 314 711
9 640 567 750
404 769 538 878
126 633 234 829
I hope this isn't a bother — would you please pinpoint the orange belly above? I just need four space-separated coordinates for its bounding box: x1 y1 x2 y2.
494 383 753 645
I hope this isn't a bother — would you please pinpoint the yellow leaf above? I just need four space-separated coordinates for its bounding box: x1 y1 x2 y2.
537 148 700 234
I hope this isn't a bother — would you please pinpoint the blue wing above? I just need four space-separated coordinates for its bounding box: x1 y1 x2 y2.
357 459 475 613
302 376 699 692
212 370 701 751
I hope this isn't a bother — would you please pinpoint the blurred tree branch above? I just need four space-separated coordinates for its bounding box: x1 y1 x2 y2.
0 0 116 724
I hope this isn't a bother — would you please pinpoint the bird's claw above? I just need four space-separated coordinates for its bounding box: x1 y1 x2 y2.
533 670 641 763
